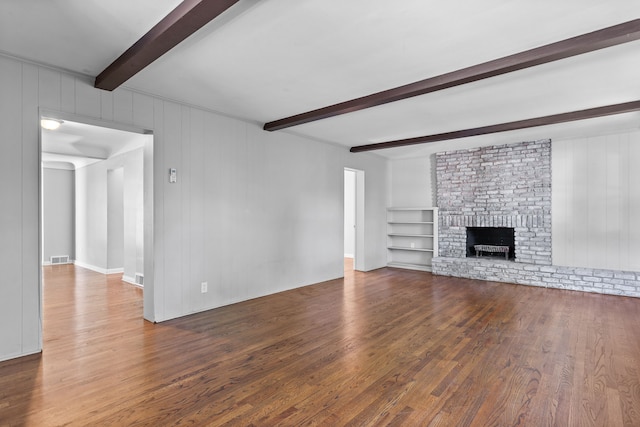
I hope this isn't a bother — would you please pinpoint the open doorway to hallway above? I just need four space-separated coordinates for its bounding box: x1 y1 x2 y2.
344 168 364 272
40 113 153 332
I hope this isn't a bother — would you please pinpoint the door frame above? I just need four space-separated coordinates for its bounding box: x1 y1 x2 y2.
39 109 154 324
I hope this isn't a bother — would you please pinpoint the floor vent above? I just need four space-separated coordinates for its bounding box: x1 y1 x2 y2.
50 255 70 265
135 273 144 286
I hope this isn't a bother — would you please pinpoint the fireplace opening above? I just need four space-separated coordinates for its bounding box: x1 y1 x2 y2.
466 227 515 260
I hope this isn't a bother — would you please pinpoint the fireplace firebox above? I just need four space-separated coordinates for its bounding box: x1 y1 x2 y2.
466 227 515 260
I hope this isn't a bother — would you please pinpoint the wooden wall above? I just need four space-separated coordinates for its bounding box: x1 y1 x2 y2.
553 131 640 271
0 54 388 361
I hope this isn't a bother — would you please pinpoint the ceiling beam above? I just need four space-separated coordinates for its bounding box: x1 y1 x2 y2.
264 19 640 132
349 100 640 153
95 0 240 91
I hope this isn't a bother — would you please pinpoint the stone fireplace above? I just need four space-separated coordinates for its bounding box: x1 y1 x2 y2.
434 139 552 265
431 139 640 297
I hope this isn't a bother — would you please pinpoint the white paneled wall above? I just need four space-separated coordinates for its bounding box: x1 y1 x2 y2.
0 54 388 361
553 131 640 271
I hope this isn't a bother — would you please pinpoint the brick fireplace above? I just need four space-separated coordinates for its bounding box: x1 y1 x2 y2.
431 139 640 297
435 139 551 264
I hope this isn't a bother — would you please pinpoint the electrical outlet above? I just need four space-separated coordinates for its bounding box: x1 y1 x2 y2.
410 242 415 248
201 282 208 293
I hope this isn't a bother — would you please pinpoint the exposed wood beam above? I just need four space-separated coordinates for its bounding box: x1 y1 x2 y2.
349 100 640 153
95 0 240 91
264 19 640 132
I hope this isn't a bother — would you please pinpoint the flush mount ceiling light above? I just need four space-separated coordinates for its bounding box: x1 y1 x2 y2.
40 118 63 130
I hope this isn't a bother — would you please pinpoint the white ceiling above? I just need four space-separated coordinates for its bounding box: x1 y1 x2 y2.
2 0 640 159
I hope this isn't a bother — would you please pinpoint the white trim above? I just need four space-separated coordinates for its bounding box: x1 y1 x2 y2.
74 260 108 274
122 275 136 284
344 253 354 258
40 108 152 136
73 261 124 275
0 348 42 363
122 274 144 289
122 275 144 288
42 162 75 171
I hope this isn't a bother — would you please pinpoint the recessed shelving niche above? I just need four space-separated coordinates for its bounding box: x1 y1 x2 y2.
387 207 438 271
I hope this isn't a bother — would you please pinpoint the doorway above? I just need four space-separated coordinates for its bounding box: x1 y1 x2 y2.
40 111 153 320
344 168 365 272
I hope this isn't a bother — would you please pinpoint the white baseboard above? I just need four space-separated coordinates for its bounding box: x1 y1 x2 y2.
74 260 107 274
74 261 125 275
0 348 42 363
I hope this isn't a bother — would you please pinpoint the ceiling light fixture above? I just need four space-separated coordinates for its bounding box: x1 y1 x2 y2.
41 118 63 130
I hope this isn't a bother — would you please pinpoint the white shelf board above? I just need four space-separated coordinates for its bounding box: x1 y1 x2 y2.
388 233 434 238
388 246 434 252
388 221 434 225
387 262 432 272
387 207 434 211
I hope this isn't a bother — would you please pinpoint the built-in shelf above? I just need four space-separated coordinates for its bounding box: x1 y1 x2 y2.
388 246 434 252
388 221 434 225
387 207 438 271
386 261 433 272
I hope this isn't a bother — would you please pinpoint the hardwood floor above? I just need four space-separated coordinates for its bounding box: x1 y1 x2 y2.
1 263 640 426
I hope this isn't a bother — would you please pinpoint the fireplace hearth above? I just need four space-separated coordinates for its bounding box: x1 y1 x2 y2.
466 227 515 260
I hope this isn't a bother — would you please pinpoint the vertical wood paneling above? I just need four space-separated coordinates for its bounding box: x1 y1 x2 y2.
179 105 191 314
59 74 75 113
132 93 154 129
605 135 621 269
22 63 40 354
587 137 607 268
74 78 100 119
619 133 631 269
37 68 61 110
0 56 24 358
552 139 568 264
553 131 640 271
100 90 114 121
162 101 183 319
573 139 589 267
188 108 205 313
165 103 185 317
203 112 222 306
113 90 133 125
629 138 640 270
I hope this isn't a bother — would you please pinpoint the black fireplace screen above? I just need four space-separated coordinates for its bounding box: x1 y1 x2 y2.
466 227 515 260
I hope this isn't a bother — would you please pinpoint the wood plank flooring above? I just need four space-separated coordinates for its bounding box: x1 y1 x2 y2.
1 262 640 426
